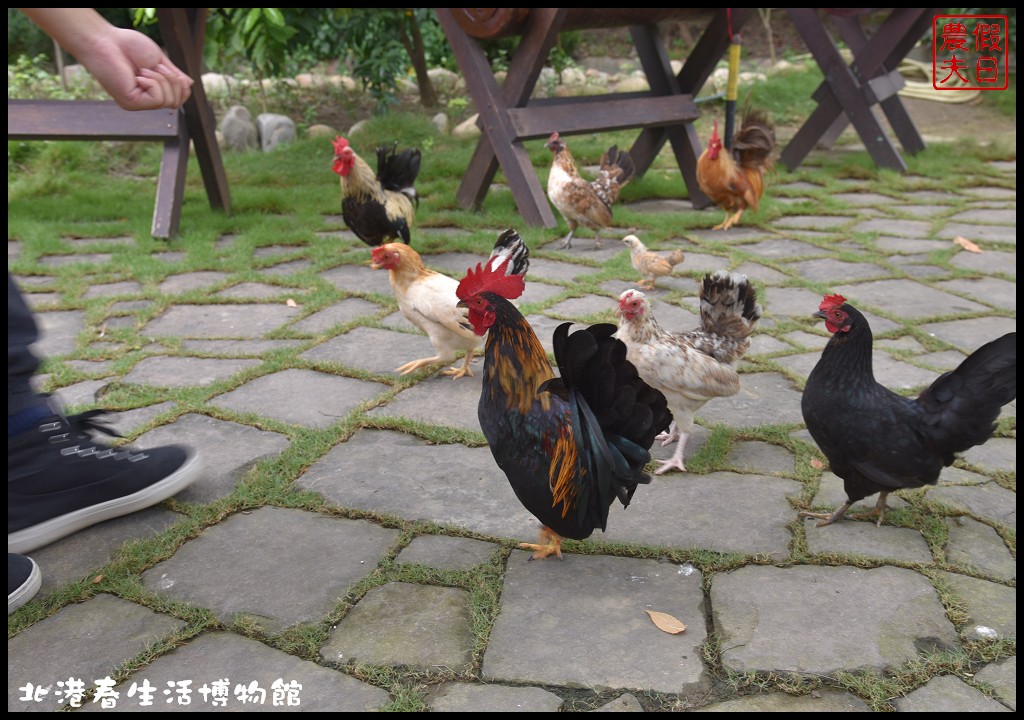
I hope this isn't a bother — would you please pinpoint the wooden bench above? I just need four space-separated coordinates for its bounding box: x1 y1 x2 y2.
7 8 229 238
781 8 940 172
437 8 752 227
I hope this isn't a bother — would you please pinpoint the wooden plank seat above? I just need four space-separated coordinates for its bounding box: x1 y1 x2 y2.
437 8 753 228
7 8 229 238
781 8 940 172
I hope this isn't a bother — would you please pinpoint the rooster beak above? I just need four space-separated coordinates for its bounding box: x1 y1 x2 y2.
812 310 827 319
456 299 467 309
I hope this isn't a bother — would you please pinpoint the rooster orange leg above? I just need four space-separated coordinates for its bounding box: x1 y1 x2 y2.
441 349 475 379
519 526 564 561
395 356 447 376
799 500 852 528
655 430 689 474
713 208 745 231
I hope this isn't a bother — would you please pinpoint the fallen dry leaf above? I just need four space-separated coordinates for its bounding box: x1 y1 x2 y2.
953 236 983 253
810 458 825 470
286 298 298 307
92 575 104 584
645 609 686 634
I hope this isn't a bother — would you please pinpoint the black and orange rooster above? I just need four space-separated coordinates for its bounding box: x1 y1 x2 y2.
331 136 421 246
801 293 1016 527
545 132 635 249
696 112 775 230
456 232 672 559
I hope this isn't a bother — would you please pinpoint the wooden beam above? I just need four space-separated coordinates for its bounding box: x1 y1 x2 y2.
8 100 180 141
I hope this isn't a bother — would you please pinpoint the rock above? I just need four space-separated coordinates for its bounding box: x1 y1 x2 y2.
431 112 449 135
219 106 258 152
201 72 234 96
306 124 336 139
61 64 98 90
427 67 462 95
453 114 482 139
612 75 650 93
256 113 296 152
348 119 368 136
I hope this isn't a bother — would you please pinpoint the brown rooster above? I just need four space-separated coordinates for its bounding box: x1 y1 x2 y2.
545 132 635 249
622 234 685 290
696 112 775 230
800 294 1016 527
615 273 761 474
456 232 671 559
331 137 420 246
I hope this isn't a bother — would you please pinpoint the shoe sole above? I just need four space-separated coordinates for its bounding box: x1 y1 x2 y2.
7 449 202 554
8 558 41 614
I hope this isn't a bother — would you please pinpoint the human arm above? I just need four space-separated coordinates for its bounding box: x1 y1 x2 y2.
18 8 193 111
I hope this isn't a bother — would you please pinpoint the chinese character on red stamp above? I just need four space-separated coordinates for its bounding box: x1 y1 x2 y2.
933 14 1009 90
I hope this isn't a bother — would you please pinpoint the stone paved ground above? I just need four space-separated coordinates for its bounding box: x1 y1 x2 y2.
8 155 1016 710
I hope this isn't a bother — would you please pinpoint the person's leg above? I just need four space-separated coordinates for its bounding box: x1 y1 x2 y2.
8 273 52 434
7 273 202 554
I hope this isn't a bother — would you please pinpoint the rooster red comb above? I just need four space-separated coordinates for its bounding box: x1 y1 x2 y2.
820 293 847 311
332 136 349 155
456 262 525 301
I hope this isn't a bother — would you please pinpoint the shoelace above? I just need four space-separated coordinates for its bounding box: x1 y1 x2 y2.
43 411 149 461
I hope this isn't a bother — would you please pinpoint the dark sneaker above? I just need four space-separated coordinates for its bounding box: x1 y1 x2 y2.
8 553 41 614
8 411 201 554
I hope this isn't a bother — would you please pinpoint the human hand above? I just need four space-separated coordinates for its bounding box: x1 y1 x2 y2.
18 9 194 111
83 26 194 111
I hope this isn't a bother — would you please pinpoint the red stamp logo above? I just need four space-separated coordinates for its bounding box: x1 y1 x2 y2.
933 14 1009 90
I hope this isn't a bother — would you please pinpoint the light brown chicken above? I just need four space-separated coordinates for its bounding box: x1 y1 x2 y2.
370 231 529 379
614 273 761 474
545 132 635 249
696 112 775 231
622 235 685 290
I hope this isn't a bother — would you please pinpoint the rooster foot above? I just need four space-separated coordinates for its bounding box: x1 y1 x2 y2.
799 499 852 528
637 279 656 290
441 351 476 380
520 527 563 560
712 209 744 231
654 458 687 475
442 365 473 379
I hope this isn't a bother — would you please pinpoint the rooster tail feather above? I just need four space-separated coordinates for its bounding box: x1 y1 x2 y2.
487 229 531 278
601 145 636 186
699 270 762 340
732 111 775 170
376 142 422 197
549 323 672 525
918 332 1016 457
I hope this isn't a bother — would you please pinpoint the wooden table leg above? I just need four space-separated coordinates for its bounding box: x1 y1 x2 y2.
158 8 231 218
438 8 565 226
630 9 753 208
782 8 933 172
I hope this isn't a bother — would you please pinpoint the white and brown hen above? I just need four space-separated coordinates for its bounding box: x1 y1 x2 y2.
615 272 761 474
371 229 529 378
545 132 635 249
622 234 685 290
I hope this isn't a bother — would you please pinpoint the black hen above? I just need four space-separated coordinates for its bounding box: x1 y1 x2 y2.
456 243 672 559
800 293 1016 527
